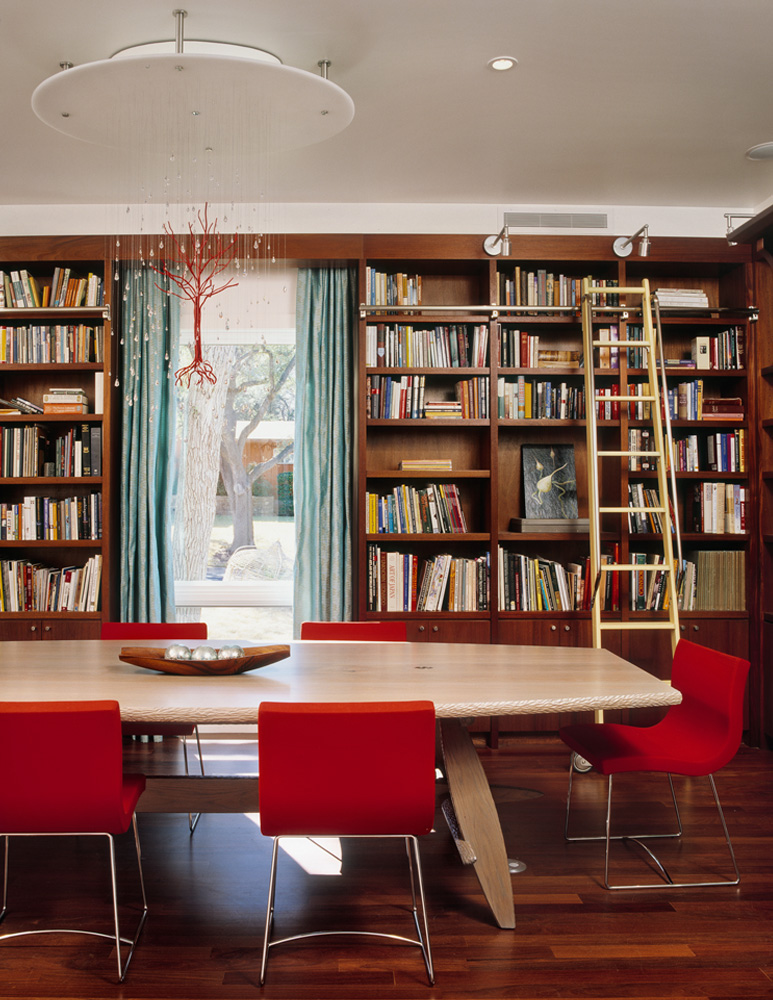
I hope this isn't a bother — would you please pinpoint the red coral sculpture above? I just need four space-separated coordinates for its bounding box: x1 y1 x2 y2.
152 205 239 386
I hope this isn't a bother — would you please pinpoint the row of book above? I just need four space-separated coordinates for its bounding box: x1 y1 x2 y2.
0 268 104 309
497 548 619 612
663 429 746 473
0 492 102 541
626 481 747 535
687 482 747 534
365 323 489 368
630 550 745 612
0 324 104 364
366 546 489 612
497 270 619 309
497 377 586 420
364 268 422 307
0 423 102 478
498 329 582 369
365 482 468 534
366 375 490 420
0 553 102 612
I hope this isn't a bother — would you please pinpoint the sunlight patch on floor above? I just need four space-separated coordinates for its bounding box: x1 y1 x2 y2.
244 814 343 875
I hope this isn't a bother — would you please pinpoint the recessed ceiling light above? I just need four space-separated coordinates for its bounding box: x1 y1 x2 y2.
746 142 773 161
487 56 517 72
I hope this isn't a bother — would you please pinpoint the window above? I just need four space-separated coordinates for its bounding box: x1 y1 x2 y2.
171 265 296 641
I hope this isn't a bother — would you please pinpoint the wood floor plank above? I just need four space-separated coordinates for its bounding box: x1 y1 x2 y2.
1 736 772 998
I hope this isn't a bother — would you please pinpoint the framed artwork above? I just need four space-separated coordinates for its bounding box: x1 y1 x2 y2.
522 443 578 519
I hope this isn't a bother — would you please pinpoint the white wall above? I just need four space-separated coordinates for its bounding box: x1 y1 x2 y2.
0 201 747 239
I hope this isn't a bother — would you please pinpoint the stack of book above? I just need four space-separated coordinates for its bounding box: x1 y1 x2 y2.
423 400 463 419
654 288 710 308
42 387 88 414
399 458 452 471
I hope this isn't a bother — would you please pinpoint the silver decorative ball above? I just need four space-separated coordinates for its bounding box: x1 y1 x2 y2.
165 644 191 660
192 645 218 661
217 644 245 659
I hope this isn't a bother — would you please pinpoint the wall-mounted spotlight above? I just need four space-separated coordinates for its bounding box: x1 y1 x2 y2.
483 225 511 256
612 225 650 258
724 213 755 245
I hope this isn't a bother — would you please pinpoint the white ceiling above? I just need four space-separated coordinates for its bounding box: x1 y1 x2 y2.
3 0 773 214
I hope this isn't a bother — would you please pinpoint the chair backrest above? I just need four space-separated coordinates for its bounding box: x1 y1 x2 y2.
100 621 208 640
663 639 750 775
0 700 134 835
300 621 407 641
258 701 436 837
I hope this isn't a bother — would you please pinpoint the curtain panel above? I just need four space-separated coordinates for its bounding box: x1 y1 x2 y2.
119 265 179 621
293 267 357 634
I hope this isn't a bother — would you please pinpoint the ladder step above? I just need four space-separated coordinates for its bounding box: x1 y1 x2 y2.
598 621 679 631
598 563 675 572
586 285 650 296
599 506 666 514
597 394 657 403
598 450 663 458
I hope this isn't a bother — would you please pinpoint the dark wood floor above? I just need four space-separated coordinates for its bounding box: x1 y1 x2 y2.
2 732 773 1000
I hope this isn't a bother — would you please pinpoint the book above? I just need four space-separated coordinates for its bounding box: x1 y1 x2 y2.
522 443 579 519
691 336 711 369
42 402 88 414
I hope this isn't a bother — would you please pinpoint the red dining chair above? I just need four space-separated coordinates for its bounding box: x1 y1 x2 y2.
560 639 750 889
0 700 147 982
258 700 436 985
101 621 208 833
300 620 407 641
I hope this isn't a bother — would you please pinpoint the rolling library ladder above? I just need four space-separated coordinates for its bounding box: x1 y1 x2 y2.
582 277 681 656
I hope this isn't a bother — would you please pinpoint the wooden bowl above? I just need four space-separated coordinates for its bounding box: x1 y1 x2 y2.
118 645 291 676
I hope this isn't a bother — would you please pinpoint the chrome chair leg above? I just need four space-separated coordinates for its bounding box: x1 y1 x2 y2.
0 836 7 924
0 822 148 983
260 835 435 986
565 755 741 889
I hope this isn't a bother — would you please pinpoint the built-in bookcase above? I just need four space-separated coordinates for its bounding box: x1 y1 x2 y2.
356 236 758 737
0 240 115 639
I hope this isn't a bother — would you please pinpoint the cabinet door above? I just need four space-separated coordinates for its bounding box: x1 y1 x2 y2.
41 618 102 640
404 619 490 643
0 619 45 640
0 617 102 641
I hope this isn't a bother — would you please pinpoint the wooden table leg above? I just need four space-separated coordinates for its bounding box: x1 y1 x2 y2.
439 718 515 929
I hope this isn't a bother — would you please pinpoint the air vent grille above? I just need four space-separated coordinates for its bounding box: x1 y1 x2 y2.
503 212 608 229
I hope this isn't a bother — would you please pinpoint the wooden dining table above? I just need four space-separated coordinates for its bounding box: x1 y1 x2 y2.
0 638 681 930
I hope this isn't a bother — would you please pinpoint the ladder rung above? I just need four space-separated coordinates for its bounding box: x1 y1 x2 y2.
598 395 657 403
598 450 662 458
611 340 654 347
599 506 665 514
601 563 675 572
598 621 679 631
585 285 649 295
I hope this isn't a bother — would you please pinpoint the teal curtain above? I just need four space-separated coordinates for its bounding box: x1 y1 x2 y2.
119 265 178 621
293 267 357 634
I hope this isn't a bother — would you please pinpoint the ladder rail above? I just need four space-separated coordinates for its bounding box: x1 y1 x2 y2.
582 279 603 648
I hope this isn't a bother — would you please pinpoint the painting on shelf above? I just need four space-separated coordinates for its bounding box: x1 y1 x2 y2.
522 444 578 519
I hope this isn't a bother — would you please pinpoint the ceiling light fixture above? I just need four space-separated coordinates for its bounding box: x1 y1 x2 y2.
612 225 650 258
487 56 517 72
745 142 773 161
483 225 511 256
31 9 355 156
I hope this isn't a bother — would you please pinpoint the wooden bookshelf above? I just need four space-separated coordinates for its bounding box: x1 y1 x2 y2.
0 243 115 638
355 236 759 737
